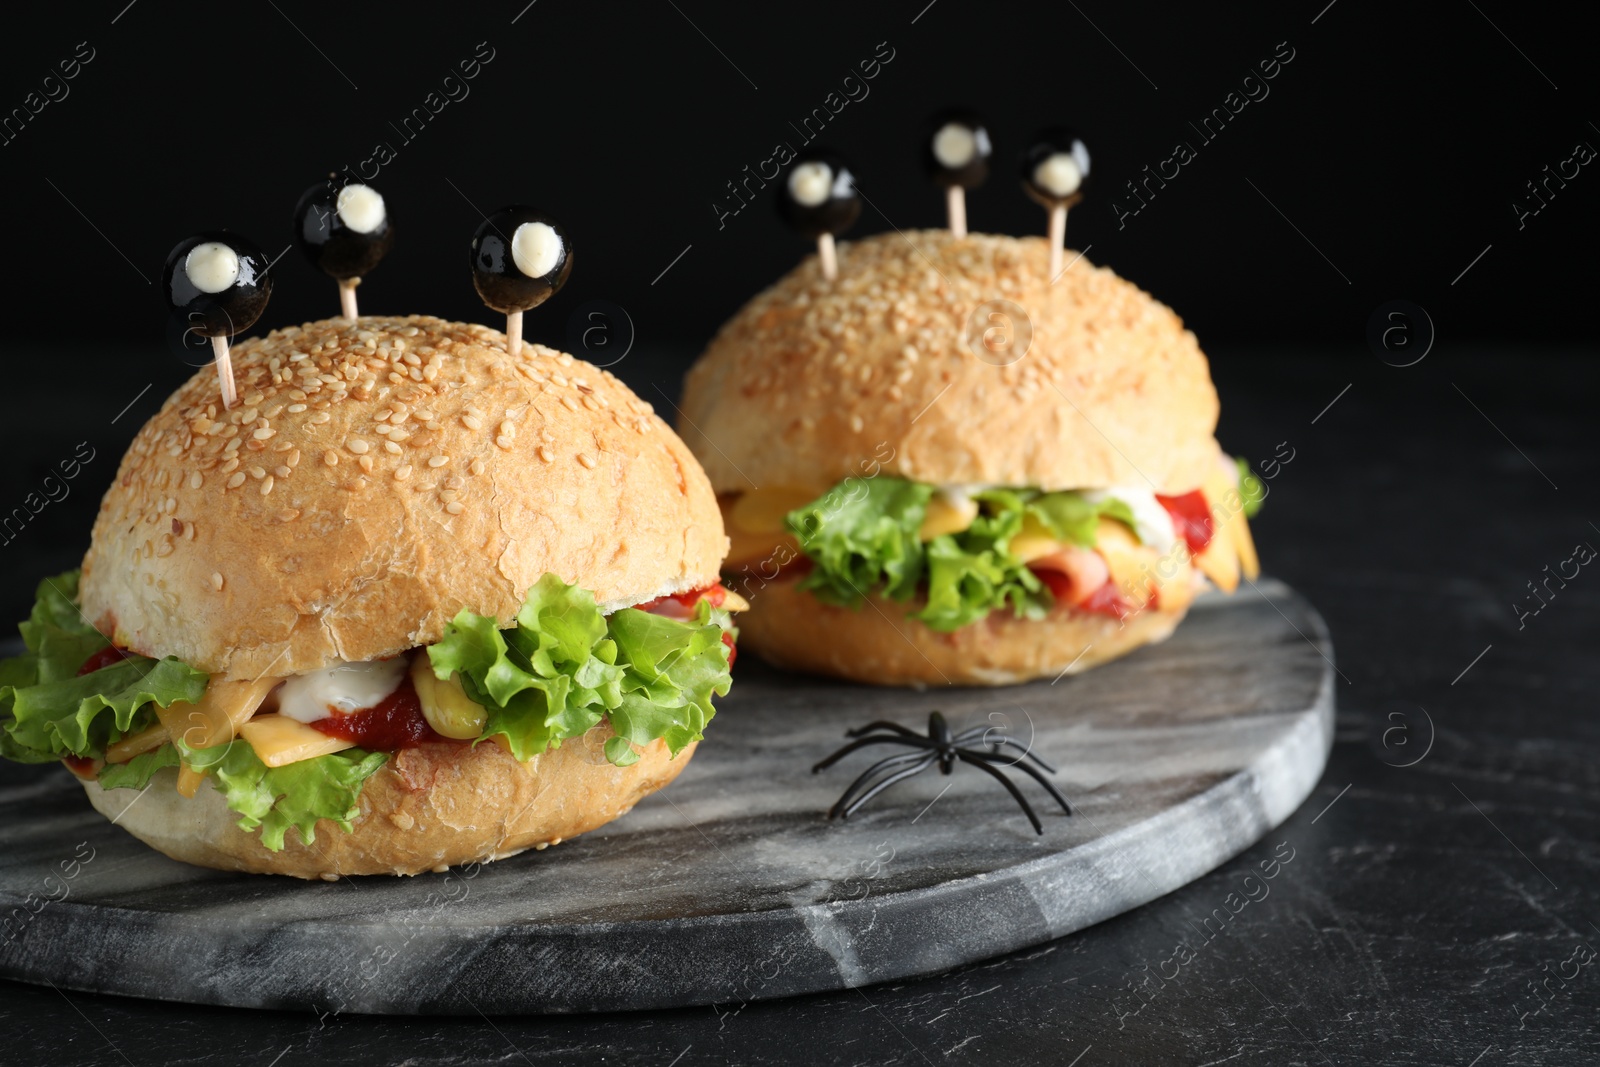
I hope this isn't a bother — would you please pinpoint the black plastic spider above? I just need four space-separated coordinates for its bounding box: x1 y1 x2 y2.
812 711 1072 834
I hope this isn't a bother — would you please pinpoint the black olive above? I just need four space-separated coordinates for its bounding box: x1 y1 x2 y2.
1020 129 1092 207
470 206 573 314
776 150 862 239
163 232 273 339
924 110 992 189
293 179 394 279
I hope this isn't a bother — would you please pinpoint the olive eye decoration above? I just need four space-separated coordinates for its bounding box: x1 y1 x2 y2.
294 179 393 318
1020 128 1092 283
924 109 991 238
470 206 573 357
163 232 273 409
777 150 861 281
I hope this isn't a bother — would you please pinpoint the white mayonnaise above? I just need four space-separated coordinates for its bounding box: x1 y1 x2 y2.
276 657 409 723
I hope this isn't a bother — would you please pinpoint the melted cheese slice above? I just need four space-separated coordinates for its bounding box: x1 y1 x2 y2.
154 676 281 750
722 488 816 568
239 714 357 768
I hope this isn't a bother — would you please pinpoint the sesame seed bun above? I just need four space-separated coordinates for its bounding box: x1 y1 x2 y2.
80 315 728 680
678 230 1220 494
82 730 695 879
737 576 1185 687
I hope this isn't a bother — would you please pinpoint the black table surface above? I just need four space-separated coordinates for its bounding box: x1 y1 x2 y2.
1 347 1595 1066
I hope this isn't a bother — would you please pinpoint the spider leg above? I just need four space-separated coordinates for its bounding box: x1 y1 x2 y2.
844 720 928 740
834 754 940 819
813 734 934 773
954 751 1045 834
971 736 1059 774
828 749 936 813
948 726 1058 773
956 746 1071 814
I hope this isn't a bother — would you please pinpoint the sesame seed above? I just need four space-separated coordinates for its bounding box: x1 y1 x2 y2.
323 449 338 467
470 458 486 476
466 406 484 420
348 439 369 454
211 573 224 591
252 427 275 440
461 414 483 430
358 455 374 473
248 466 266 479
560 396 579 412
274 465 291 478
496 435 514 450
394 465 412 481
163 497 176 513
578 453 597 469
264 404 284 418
171 518 183 535
287 404 307 413
260 476 274 495
384 441 401 454
276 508 300 522
428 455 448 468
445 501 465 515
287 449 301 467
445 475 465 489
226 472 246 489
389 430 410 443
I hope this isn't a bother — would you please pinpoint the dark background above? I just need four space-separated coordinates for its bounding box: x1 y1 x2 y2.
2 2 1598 1064
1 0 1595 614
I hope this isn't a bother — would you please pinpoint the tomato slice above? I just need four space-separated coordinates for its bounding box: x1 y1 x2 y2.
1156 490 1215 555
635 582 728 619
721 630 738 668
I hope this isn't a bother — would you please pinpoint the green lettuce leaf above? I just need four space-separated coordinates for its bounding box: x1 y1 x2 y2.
787 477 933 607
1 571 208 762
915 489 1045 632
1236 456 1266 519
783 480 1152 633
97 742 181 791
177 738 388 851
607 602 732 763
427 573 732 766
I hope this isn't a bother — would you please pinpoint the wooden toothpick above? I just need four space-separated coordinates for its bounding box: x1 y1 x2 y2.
1047 204 1067 283
506 310 524 357
946 185 968 239
211 335 238 410
339 277 360 319
818 233 838 281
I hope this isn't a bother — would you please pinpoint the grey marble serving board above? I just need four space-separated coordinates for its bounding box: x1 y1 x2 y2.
0 578 1332 1015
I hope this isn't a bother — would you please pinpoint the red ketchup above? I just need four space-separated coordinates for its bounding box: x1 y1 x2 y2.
77 645 133 675
62 754 99 778
307 675 455 749
1155 490 1215 556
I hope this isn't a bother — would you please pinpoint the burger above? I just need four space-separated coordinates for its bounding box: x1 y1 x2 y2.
677 230 1259 687
0 314 739 877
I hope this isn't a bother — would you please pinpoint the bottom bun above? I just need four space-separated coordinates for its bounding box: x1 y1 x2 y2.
737 578 1187 687
82 731 697 879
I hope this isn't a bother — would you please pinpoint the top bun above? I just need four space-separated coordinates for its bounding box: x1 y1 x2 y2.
81 316 726 680
679 231 1220 495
